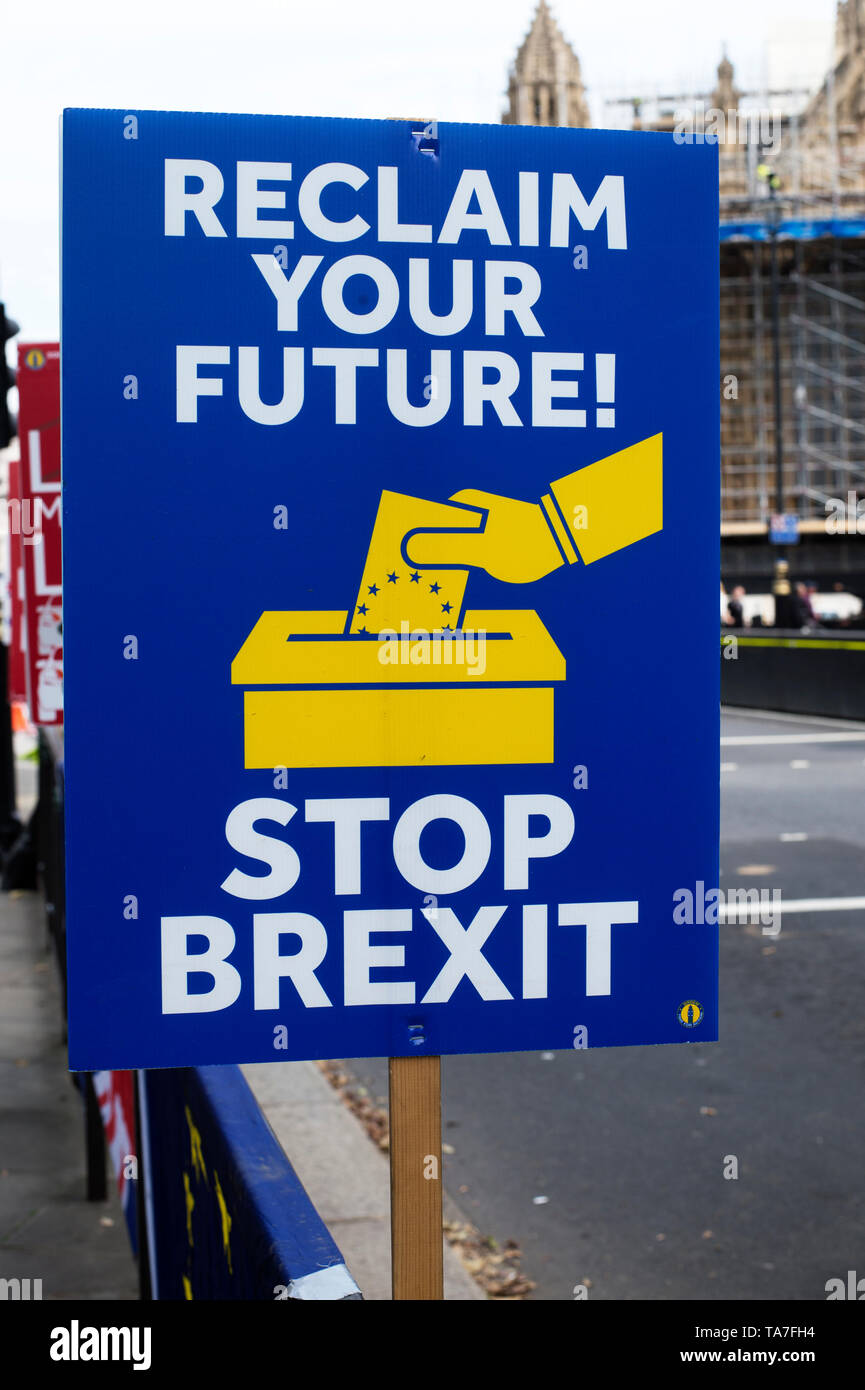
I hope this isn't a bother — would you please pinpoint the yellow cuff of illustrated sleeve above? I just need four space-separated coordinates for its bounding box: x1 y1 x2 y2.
540 493 579 564
549 433 663 566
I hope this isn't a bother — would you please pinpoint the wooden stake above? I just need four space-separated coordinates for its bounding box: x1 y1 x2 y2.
388 1054 443 1300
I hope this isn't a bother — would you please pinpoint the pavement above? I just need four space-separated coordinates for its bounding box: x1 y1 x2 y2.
0 745 136 1300
0 883 138 1300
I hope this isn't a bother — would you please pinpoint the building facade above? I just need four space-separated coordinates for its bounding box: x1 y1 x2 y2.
504 3 865 589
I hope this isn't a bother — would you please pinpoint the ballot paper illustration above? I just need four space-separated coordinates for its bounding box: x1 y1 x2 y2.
232 433 663 770
348 492 477 636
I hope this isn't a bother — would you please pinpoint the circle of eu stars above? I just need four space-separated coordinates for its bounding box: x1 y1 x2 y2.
355 567 457 631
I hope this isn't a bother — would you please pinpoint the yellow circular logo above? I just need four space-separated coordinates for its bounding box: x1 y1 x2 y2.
25 348 46 370
677 999 703 1028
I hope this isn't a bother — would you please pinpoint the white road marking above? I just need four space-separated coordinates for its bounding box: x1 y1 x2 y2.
721 733 865 746
779 832 808 842
720 896 865 919
722 706 865 731
790 759 811 769
721 762 738 772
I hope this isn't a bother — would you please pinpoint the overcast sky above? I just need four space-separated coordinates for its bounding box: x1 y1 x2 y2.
0 0 837 338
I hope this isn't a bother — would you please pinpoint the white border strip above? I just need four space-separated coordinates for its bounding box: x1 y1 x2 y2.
287 1263 360 1300
136 1070 159 1300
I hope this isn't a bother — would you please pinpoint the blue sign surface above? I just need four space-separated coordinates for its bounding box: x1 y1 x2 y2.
62 110 719 1069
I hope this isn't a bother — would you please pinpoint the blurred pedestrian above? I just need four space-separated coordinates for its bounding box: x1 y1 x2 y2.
793 581 818 627
728 585 747 627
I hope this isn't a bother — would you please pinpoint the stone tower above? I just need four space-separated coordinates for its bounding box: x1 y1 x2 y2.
799 0 865 158
503 1 591 128
711 53 742 127
836 0 865 61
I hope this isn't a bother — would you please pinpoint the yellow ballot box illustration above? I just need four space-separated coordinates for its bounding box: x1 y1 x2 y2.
231 433 663 770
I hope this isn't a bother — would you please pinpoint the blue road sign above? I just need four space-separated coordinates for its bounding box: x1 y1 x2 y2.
62 110 720 1069
770 513 800 545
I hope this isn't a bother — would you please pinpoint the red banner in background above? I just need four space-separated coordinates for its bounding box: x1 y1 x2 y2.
16 343 62 725
7 453 29 707
93 1070 139 1255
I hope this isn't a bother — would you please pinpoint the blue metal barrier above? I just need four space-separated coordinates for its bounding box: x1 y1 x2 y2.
140 1065 361 1300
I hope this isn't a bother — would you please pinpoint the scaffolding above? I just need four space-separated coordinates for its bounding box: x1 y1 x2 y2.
599 74 865 531
720 215 865 529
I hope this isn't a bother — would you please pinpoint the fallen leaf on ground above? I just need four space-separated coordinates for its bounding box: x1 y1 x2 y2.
444 1220 536 1299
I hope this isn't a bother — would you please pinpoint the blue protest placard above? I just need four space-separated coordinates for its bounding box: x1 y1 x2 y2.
62 110 719 1069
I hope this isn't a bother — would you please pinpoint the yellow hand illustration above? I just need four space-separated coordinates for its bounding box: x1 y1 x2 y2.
406 434 663 581
407 489 565 584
